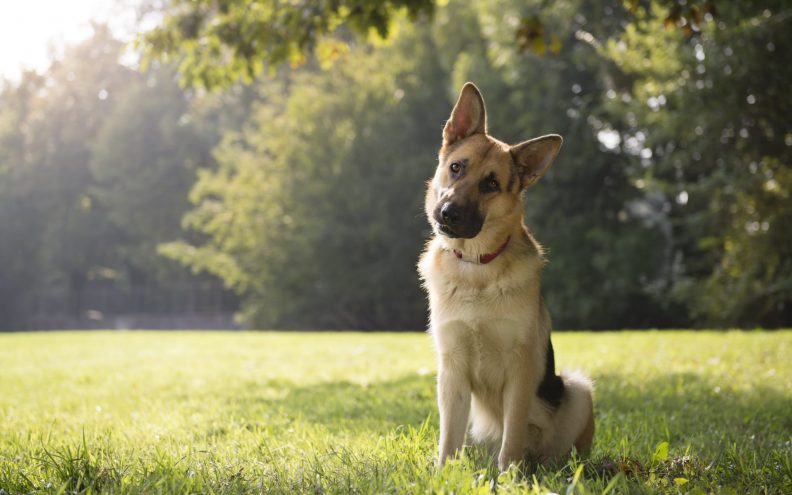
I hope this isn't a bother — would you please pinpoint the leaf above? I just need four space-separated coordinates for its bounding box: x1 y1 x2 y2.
533 36 546 56
652 441 669 463
690 6 703 25
668 5 682 21
550 32 562 54
316 39 350 70
516 16 544 54
674 477 689 486
623 0 639 14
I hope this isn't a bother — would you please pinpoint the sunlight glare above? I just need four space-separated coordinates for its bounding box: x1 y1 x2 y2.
0 0 138 81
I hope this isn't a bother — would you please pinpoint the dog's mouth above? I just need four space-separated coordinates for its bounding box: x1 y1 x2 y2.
436 223 461 238
435 221 482 239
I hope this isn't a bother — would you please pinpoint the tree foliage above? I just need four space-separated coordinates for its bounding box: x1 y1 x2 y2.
140 0 435 88
601 2 792 326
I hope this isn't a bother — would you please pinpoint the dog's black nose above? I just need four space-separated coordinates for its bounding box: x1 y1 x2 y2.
440 202 461 225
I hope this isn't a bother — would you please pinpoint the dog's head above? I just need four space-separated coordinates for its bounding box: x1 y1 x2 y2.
426 83 562 240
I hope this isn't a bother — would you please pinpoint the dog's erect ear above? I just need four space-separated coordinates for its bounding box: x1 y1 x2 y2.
443 82 487 145
511 134 563 188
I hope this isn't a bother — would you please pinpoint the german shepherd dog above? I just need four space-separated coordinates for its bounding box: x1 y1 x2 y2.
418 83 594 471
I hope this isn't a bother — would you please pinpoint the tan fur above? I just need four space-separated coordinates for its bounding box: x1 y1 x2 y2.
575 396 596 454
418 83 594 471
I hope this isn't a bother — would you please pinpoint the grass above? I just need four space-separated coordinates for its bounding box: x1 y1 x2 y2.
0 330 790 494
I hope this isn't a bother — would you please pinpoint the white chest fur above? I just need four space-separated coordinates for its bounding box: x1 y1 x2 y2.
419 238 548 388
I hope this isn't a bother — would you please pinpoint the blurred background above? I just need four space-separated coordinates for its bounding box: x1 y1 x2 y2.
0 0 789 331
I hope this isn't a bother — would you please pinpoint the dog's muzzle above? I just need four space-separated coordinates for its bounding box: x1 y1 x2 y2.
434 201 484 239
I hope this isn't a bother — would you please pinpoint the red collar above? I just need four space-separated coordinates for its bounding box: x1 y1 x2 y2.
453 236 511 264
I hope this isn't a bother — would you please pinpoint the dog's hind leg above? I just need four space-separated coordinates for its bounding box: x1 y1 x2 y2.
574 400 595 454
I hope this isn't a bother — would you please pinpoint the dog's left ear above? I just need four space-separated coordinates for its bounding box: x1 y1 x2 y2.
511 134 563 188
443 83 487 146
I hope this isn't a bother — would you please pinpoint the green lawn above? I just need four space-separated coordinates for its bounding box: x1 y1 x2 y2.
0 331 790 494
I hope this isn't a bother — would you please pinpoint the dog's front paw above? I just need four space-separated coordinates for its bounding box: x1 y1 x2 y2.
437 450 453 468
497 451 521 472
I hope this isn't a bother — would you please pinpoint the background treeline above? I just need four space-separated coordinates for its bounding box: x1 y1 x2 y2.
0 1 789 330
0 27 244 329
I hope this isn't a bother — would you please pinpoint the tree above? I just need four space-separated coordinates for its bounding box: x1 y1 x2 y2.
602 2 792 326
0 27 132 327
0 72 49 326
161 22 449 328
89 65 215 285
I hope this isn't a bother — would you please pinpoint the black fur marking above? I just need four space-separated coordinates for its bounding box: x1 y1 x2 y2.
507 154 518 192
479 172 500 193
537 337 565 409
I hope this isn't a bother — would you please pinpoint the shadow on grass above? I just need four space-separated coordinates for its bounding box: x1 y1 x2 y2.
229 374 438 433
581 372 792 491
594 371 792 450
232 370 791 444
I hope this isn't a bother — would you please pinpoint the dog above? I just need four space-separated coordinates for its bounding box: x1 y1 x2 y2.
418 82 594 471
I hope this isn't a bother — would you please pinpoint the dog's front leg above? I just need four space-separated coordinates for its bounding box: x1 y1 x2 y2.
437 358 471 465
498 364 534 471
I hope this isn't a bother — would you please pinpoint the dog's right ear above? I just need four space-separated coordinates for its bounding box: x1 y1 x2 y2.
511 134 563 188
443 82 487 146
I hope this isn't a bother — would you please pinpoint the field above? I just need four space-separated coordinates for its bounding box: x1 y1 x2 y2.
0 331 790 494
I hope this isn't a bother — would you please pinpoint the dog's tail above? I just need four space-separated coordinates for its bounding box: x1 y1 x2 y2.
544 370 595 456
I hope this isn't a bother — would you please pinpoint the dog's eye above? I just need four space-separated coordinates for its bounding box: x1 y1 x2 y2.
480 175 500 193
449 161 462 174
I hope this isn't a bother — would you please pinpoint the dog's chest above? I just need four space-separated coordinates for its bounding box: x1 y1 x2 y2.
471 318 527 387
433 316 533 406
431 276 537 366
426 256 539 325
